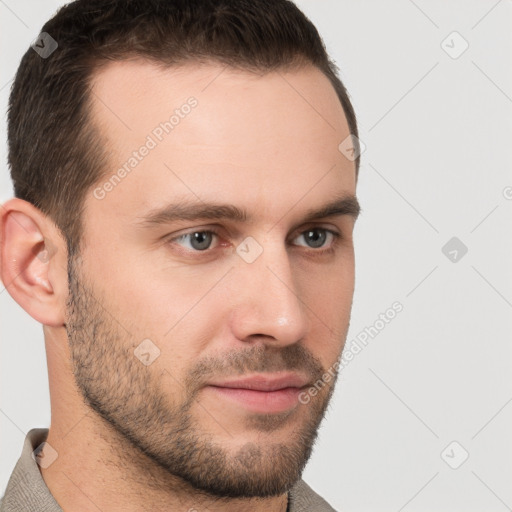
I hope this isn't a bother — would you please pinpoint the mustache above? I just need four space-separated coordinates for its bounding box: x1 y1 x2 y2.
185 343 327 389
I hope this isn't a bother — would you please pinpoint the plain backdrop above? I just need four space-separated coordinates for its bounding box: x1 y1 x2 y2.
1 1 511 511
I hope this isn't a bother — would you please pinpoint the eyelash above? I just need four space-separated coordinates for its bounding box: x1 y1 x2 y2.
165 227 342 256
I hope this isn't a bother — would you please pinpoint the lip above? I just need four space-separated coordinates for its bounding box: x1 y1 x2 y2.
207 372 311 392
204 373 311 414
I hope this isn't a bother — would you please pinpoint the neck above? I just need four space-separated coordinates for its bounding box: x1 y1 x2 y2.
41 411 289 512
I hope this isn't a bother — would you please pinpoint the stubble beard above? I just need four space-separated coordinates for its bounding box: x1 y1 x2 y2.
65 254 339 498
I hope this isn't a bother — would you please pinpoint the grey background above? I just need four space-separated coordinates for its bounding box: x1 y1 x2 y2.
1 1 511 510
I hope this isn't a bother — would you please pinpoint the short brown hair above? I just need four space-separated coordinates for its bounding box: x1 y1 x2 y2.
8 0 359 256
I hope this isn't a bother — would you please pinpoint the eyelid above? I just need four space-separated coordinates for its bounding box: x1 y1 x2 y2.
295 226 340 238
164 225 341 256
165 227 224 250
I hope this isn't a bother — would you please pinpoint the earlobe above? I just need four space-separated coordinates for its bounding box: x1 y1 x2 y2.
0 199 67 326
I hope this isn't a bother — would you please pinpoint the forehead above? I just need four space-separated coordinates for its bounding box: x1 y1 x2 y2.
86 60 355 225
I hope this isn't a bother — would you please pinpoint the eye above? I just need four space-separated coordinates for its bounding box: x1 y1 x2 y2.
172 230 217 251
166 227 340 255
293 228 338 249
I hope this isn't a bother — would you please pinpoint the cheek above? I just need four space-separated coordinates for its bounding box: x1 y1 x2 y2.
86 251 227 373
299 250 355 314
298 256 355 363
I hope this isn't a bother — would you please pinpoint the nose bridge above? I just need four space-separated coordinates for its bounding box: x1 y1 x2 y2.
230 237 309 344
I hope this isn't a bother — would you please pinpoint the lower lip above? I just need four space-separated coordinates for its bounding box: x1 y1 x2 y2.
206 386 302 414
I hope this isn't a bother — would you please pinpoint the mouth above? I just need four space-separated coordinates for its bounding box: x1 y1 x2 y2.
204 372 311 414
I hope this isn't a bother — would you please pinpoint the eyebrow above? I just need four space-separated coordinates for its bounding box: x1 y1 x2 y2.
136 194 361 228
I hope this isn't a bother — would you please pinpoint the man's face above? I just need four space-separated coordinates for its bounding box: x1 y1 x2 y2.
66 61 357 498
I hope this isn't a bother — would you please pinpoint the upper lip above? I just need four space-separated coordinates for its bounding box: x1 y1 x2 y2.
207 373 311 392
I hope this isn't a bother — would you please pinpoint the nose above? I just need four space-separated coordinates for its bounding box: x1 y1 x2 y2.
229 241 309 347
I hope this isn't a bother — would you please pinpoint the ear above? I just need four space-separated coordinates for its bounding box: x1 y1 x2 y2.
0 198 68 326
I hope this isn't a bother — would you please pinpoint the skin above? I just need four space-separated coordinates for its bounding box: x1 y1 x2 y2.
0 61 358 512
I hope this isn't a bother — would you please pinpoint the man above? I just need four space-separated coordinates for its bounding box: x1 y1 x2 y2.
0 0 361 510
